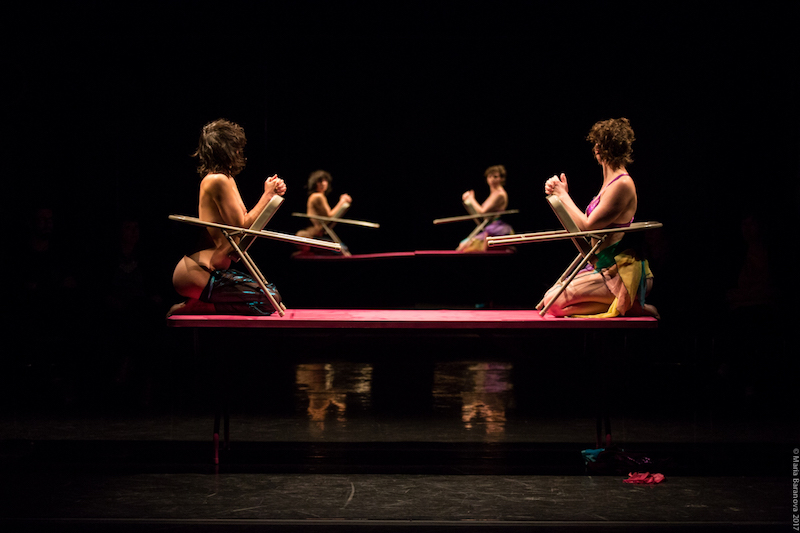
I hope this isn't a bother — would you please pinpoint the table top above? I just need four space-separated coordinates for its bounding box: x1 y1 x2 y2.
166 308 658 330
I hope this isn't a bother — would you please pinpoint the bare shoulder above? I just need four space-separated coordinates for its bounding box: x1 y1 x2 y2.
609 175 638 213
617 174 637 192
200 173 232 196
307 192 326 208
201 173 229 187
607 174 637 201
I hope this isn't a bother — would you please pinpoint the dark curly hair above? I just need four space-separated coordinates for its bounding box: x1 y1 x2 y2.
484 164 507 185
193 119 247 177
587 118 635 170
306 170 332 195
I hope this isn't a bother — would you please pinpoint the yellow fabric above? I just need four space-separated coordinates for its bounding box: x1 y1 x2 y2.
571 253 653 318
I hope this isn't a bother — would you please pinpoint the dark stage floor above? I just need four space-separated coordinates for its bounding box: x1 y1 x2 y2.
2 323 796 532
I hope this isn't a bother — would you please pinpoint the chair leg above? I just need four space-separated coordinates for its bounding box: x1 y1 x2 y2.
537 254 584 310
213 411 221 465
223 407 230 451
322 223 350 257
540 253 594 316
242 251 287 313
539 238 606 316
463 217 491 243
224 232 284 315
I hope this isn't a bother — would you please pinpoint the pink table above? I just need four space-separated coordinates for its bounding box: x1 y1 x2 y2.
167 308 658 330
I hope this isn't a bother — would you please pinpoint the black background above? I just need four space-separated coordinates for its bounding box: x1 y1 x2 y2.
7 1 799 318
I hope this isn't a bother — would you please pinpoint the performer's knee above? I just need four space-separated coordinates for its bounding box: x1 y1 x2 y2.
541 284 569 316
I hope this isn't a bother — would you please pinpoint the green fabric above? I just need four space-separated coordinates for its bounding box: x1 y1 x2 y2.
592 240 624 270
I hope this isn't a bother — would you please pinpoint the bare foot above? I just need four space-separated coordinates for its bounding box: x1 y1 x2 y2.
641 303 660 319
627 301 660 319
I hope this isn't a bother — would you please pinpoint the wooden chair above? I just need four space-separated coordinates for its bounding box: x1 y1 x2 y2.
433 198 519 242
170 196 342 317
486 195 662 316
292 201 380 257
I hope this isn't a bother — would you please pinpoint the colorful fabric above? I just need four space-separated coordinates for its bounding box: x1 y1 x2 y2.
199 268 281 315
571 174 649 317
623 472 665 484
459 219 514 252
572 251 653 318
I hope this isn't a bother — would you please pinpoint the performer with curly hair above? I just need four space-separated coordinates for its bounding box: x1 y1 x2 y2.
169 119 286 315
457 164 514 252
297 170 352 239
539 118 658 318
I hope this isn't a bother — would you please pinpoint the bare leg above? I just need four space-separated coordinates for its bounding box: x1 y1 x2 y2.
172 254 212 299
541 270 615 316
549 301 614 317
542 268 659 318
169 254 215 316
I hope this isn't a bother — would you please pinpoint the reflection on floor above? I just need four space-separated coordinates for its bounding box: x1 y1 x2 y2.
1 326 795 531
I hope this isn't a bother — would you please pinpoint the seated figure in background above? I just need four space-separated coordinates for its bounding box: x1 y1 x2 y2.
457 164 514 252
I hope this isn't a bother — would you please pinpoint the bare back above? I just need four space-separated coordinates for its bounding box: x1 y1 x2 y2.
306 192 332 232
172 173 248 298
482 187 508 214
198 173 248 263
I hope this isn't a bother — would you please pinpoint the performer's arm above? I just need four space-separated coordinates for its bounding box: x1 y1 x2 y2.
478 193 504 214
204 174 286 229
308 193 332 217
463 189 502 215
243 175 286 228
584 180 634 230
330 193 352 216
545 173 633 231
203 175 247 227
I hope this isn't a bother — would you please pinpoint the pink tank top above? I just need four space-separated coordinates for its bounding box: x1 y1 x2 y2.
585 173 633 228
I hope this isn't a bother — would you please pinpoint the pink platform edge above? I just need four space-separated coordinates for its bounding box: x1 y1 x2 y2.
167 308 658 329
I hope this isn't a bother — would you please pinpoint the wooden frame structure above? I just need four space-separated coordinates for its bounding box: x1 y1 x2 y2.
170 196 342 317
292 202 380 257
486 195 662 316
433 198 519 243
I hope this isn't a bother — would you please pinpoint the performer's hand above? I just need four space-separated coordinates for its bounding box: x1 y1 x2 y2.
341 193 352 203
265 174 287 196
545 174 568 196
462 190 475 202
275 178 287 196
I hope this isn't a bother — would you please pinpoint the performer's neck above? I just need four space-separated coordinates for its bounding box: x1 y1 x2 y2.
602 164 628 185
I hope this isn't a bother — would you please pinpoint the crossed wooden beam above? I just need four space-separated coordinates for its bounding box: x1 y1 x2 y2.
433 198 519 243
486 195 662 316
291 202 380 257
170 196 341 317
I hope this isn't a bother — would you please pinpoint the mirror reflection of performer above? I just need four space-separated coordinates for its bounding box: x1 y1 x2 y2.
295 362 373 436
460 362 512 440
457 165 514 252
295 170 352 253
169 119 286 316
295 363 348 426
539 118 658 318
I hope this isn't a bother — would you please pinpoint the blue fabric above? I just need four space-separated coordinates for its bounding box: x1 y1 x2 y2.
581 448 605 464
200 269 280 316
